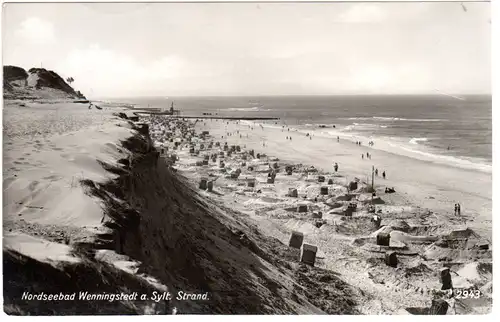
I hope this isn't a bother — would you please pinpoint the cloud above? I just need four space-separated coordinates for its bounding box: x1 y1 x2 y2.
16 17 56 45
337 4 386 23
57 44 185 97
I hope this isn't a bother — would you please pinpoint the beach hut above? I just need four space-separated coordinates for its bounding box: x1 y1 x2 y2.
267 177 275 184
376 232 390 246
385 251 397 267
289 231 304 249
328 179 334 185
202 160 209 166
207 181 213 192
288 188 298 198
248 180 256 188
440 267 453 290
300 244 318 266
312 211 323 219
196 161 204 166
320 186 329 195
429 300 449 315
199 178 208 190
348 181 358 191
318 175 325 183
297 204 308 213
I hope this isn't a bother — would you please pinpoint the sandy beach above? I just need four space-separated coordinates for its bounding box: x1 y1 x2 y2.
3 1 492 315
147 115 492 314
196 119 492 239
2 96 492 314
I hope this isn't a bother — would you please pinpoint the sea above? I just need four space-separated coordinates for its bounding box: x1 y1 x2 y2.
106 95 492 173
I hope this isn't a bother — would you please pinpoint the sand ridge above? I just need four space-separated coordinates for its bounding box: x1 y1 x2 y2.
153 116 492 314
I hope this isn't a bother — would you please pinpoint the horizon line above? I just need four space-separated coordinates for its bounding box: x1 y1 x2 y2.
95 93 492 100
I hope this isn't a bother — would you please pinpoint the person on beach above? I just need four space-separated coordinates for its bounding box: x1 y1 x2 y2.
362 154 364 160
375 168 378 176
457 203 461 215
454 203 458 215
382 171 386 179
334 162 339 172
337 136 340 142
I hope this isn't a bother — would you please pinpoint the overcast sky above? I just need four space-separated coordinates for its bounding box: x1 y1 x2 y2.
2 1 491 98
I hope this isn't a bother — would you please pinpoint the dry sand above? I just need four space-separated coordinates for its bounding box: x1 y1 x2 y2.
3 98 492 314
165 117 491 314
196 119 492 239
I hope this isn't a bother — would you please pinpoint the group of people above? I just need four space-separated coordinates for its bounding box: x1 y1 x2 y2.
373 168 386 179
368 141 374 146
454 203 462 216
362 152 372 160
385 187 395 193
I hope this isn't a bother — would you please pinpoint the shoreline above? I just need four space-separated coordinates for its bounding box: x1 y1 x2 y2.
3 98 492 314
194 118 492 239
245 120 492 174
155 115 492 313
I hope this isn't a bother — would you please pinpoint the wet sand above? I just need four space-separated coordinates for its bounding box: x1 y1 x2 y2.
196 119 491 239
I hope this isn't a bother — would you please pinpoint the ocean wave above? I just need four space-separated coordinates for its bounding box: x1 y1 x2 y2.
374 117 444 122
318 129 491 173
387 141 492 173
409 137 428 145
227 107 271 112
344 117 445 122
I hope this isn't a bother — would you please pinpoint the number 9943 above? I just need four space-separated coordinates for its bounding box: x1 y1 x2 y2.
453 288 481 299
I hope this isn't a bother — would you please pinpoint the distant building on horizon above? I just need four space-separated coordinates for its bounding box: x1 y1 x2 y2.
166 101 181 116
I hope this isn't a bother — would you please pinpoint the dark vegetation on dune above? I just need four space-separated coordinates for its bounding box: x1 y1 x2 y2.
3 112 361 314
3 249 170 315
3 65 86 100
4 66 29 82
